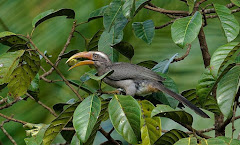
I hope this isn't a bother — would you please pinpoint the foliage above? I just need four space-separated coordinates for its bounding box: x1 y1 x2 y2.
1 0 240 145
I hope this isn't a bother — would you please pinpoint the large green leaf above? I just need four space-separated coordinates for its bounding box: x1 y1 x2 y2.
217 65 240 117
152 53 178 73
217 136 240 145
103 0 128 32
139 100 161 145
132 20 155 44
151 105 193 126
154 129 188 145
214 4 239 42
200 138 226 145
210 42 239 78
73 95 101 143
98 30 122 62
32 8 75 28
0 31 26 47
84 99 109 145
88 6 108 22
152 73 179 109
71 135 82 145
122 0 135 20
171 11 202 48
111 41 134 60
0 50 24 85
43 102 79 145
8 51 40 97
108 95 141 144
231 0 240 7
174 137 197 145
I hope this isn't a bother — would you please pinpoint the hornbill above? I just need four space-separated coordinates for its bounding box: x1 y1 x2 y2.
66 51 209 118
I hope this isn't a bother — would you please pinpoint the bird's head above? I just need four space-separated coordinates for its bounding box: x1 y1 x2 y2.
66 51 111 70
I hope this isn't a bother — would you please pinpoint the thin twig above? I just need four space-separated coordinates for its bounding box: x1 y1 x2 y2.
99 127 119 145
0 119 17 145
172 44 191 63
155 19 175 29
0 112 27 125
144 4 189 16
40 75 62 83
27 35 83 101
62 127 75 131
0 97 22 110
182 124 211 139
41 21 77 78
199 127 215 133
26 93 57 117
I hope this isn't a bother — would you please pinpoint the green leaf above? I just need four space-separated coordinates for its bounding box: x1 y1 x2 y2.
187 0 195 14
0 31 26 47
217 65 240 117
231 0 240 7
174 137 197 145
85 99 109 145
112 41 134 60
27 74 40 100
69 80 97 94
210 42 240 78
86 70 114 81
139 100 161 145
86 30 104 51
152 73 179 109
71 135 82 145
182 89 221 115
0 50 24 85
200 138 226 145
53 99 75 114
137 60 158 69
135 0 149 15
88 6 108 22
171 11 202 48
214 4 239 42
152 53 178 73
43 102 79 145
73 95 101 143
8 51 40 97
132 20 155 44
151 105 193 126
217 136 240 145
196 67 216 102
98 30 122 62
108 95 141 144
122 0 135 20
154 129 188 145
103 0 127 32
32 8 75 28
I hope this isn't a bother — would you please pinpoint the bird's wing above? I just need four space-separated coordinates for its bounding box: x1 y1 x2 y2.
106 62 165 82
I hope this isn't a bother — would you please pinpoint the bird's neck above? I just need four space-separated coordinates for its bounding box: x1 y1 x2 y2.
96 63 111 76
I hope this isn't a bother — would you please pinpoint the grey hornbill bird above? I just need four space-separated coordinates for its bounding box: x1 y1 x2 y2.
66 51 209 118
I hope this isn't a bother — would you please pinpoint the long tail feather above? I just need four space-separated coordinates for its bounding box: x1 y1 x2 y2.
156 84 210 118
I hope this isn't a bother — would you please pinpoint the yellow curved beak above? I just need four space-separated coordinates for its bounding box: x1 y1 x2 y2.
66 52 94 71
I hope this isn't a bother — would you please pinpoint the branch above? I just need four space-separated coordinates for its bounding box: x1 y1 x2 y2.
0 119 17 145
26 93 57 117
155 19 175 29
0 112 27 125
27 36 83 101
198 26 211 67
0 97 27 110
41 21 77 78
182 124 211 139
99 127 119 145
204 3 236 15
172 44 191 63
144 4 189 16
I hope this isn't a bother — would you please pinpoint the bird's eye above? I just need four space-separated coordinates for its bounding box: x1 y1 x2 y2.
93 54 98 59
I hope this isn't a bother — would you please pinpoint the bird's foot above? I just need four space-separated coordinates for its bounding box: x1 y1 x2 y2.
97 89 125 95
